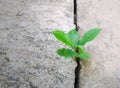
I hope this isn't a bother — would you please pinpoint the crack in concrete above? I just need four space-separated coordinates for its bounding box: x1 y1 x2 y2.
74 0 79 31
74 0 82 88
74 59 82 88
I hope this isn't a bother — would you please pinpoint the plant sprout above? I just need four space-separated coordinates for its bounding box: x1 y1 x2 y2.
52 28 101 60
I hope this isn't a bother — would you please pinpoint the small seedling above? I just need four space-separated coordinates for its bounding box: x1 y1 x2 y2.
52 28 101 60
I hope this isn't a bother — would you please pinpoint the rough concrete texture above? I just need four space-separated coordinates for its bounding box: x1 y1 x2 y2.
0 0 76 88
77 0 120 88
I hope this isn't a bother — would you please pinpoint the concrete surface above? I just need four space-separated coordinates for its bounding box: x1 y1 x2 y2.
1 0 120 88
77 0 120 88
0 0 76 88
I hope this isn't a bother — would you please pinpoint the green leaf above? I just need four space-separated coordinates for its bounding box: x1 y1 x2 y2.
78 53 90 60
53 30 73 47
79 28 101 46
77 45 85 53
57 48 77 58
68 29 80 46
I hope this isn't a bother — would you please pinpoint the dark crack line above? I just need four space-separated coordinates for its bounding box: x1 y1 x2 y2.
74 0 79 31
74 0 82 88
74 58 82 88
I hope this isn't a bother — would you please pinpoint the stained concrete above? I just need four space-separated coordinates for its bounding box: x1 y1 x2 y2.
0 0 76 88
77 0 120 88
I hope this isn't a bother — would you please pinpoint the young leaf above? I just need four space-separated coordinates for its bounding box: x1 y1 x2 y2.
77 45 84 53
53 30 73 47
78 53 90 60
68 29 80 46
57 48 77 58
79 28 101 46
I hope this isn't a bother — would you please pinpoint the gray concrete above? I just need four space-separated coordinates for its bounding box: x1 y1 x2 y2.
0 0 76 88
77 0 120 88
1 0 120 88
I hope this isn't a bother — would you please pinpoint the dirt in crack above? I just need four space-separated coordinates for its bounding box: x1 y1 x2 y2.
74 59 82 88
74 0 79 31
74 0 82 88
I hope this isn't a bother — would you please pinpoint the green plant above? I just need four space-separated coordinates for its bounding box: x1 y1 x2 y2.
52 28 101 60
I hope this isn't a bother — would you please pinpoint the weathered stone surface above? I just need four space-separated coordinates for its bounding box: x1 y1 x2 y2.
0 0 76 88
77 0 120 88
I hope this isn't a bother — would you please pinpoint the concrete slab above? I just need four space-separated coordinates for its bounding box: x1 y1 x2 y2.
0 0 76 88
77 0 120 88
